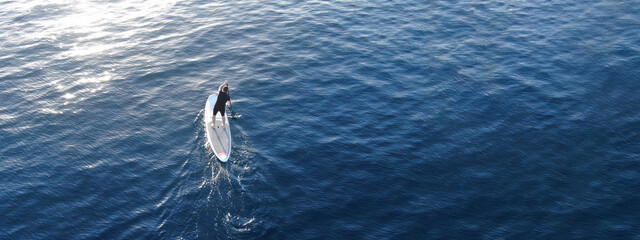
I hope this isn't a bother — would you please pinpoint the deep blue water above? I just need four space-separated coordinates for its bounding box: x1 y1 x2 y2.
1 0 640 239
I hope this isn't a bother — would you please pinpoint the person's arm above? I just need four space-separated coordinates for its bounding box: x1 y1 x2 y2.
218 81 229 92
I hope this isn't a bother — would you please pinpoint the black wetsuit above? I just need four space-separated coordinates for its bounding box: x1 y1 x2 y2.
213 90 230 116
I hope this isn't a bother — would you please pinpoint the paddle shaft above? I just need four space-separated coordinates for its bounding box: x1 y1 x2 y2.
227 87 240 119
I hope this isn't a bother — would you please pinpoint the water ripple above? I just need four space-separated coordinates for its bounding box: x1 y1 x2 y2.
2 0 640 239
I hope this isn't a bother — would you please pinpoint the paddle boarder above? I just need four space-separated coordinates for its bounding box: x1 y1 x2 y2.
212 82 232 129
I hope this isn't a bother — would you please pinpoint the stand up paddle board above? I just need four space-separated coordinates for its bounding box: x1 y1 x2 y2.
205 94 232 162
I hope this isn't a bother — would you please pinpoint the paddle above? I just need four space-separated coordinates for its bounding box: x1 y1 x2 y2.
229 103 241 119
227 86 241 119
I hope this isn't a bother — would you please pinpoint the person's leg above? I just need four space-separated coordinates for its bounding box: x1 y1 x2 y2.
212 110 218 128
221 111 226 128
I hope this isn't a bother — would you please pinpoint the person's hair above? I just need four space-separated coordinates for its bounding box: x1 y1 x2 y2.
223 86 228 92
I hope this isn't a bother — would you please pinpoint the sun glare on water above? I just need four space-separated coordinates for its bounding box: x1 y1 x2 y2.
10 0 178 114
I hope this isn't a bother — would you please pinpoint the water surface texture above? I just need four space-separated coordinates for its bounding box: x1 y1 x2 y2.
1 0 639 239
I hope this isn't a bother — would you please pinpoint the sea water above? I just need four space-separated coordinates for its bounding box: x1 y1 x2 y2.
1 0 639 239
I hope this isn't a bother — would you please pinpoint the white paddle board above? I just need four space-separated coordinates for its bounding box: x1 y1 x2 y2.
205 94 232 162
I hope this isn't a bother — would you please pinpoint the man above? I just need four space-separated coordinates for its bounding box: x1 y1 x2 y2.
212 81 232 129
